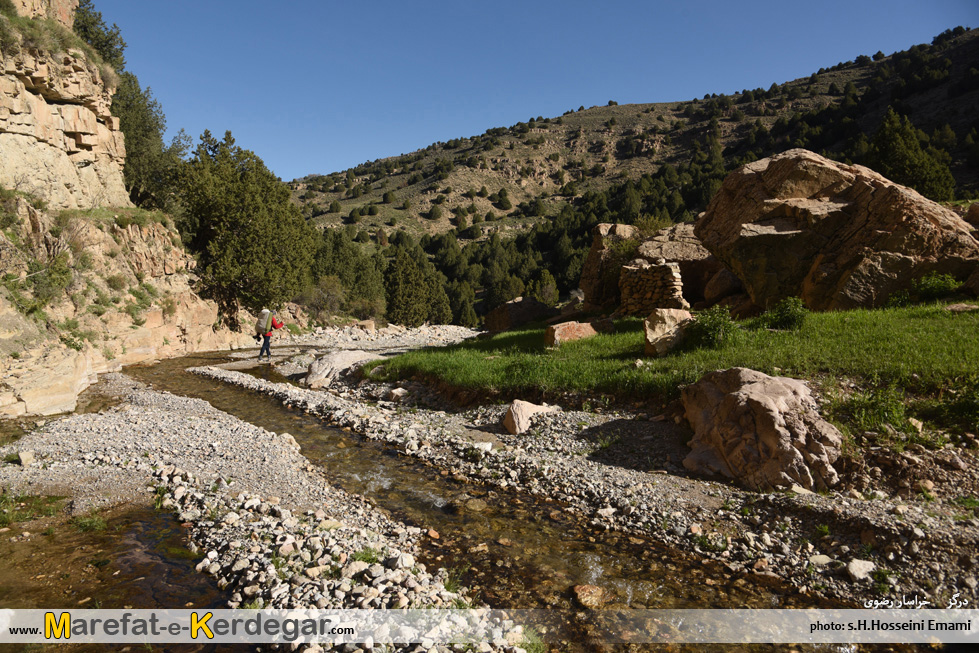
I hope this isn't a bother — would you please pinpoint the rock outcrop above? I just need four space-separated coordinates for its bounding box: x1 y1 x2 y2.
695 149 979 310
0 199 249 417
10 0 78 26
1 9 130 210
580 222 719 311
579 223 635 311
681 368 843 491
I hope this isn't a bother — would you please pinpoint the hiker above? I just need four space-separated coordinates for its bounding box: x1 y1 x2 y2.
255 309 283 361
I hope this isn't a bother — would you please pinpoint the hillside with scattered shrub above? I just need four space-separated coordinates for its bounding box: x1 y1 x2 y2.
292 27 979 243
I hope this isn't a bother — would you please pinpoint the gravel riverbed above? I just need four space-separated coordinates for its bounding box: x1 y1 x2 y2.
0 368 523 653
1 323 978 651
210 325 979 610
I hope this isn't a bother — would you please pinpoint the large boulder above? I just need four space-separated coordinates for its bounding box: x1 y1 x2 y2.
503 400 559 435
544 321 599 347
304 350 382 389
643 309 693 356
681 367 842 491
695 149 979 310
579 223 637 311
964 202 979 229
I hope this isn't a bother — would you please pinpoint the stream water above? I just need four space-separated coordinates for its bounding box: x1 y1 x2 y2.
121 352 861 651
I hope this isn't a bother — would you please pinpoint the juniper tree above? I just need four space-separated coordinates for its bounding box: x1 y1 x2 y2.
178 130 315 317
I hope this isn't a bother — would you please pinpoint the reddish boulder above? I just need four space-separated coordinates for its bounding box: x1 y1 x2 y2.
545 321 598 346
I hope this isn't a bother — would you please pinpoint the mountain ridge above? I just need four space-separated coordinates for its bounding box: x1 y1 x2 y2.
290 27 979 241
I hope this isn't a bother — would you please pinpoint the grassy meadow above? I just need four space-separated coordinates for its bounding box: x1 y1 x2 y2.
367 303 979 444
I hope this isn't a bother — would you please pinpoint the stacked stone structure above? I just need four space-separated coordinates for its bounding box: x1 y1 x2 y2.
618 258 688 315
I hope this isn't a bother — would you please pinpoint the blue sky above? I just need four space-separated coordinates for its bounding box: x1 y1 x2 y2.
93 0 977 181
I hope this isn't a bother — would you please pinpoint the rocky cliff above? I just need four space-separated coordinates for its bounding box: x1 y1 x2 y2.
0 3 249 418
1 198 250 416
0 2 130 210
10 0 78 26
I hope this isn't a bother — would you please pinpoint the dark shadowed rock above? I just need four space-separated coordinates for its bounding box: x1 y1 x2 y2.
637 223 722 302
484 297 558 332
580 224 637 311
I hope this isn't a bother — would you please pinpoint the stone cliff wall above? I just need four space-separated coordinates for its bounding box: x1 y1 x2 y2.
0 17 130 209
0 199 249 417
11 0 78 26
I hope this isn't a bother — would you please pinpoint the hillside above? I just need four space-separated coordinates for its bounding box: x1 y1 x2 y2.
291 27 979 241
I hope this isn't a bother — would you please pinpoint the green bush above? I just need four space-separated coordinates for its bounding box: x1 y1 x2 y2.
686 306 740 349
160 296 177 318
830 384 913 435
912 272 959 302
759 297 808 330
106 274 127 291
124 301 144 323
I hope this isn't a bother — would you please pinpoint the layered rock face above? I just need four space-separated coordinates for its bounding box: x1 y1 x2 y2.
696 149 979 310
0 16 130 209
0 199 249 417
11 0 78 26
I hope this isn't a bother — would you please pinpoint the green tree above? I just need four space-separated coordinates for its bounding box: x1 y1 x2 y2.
178 130 315 317
110 71 188 209
384 247 428 326
72 0 126 70
865 108 955 201
425 272 452 324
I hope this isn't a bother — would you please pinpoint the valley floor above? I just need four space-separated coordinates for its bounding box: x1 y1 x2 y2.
0 325 977 651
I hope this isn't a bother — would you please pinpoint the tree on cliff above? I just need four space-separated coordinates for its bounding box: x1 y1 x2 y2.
111 72 188 209
178 130 316 318
73 0 126 70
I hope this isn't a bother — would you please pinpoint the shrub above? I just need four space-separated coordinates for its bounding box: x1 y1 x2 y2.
759 297 808 330
106 274 127 291
686 306 740 349
160 296 177 318
912 272 959 302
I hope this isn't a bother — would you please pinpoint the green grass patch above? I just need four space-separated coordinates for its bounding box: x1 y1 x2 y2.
351 547 381 564
368 305 979 402
953 495 979 510
0 493 64 527
443 562 470 593
71 512 107 532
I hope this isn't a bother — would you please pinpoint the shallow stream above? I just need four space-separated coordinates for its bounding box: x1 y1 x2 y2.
122 352 857 650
